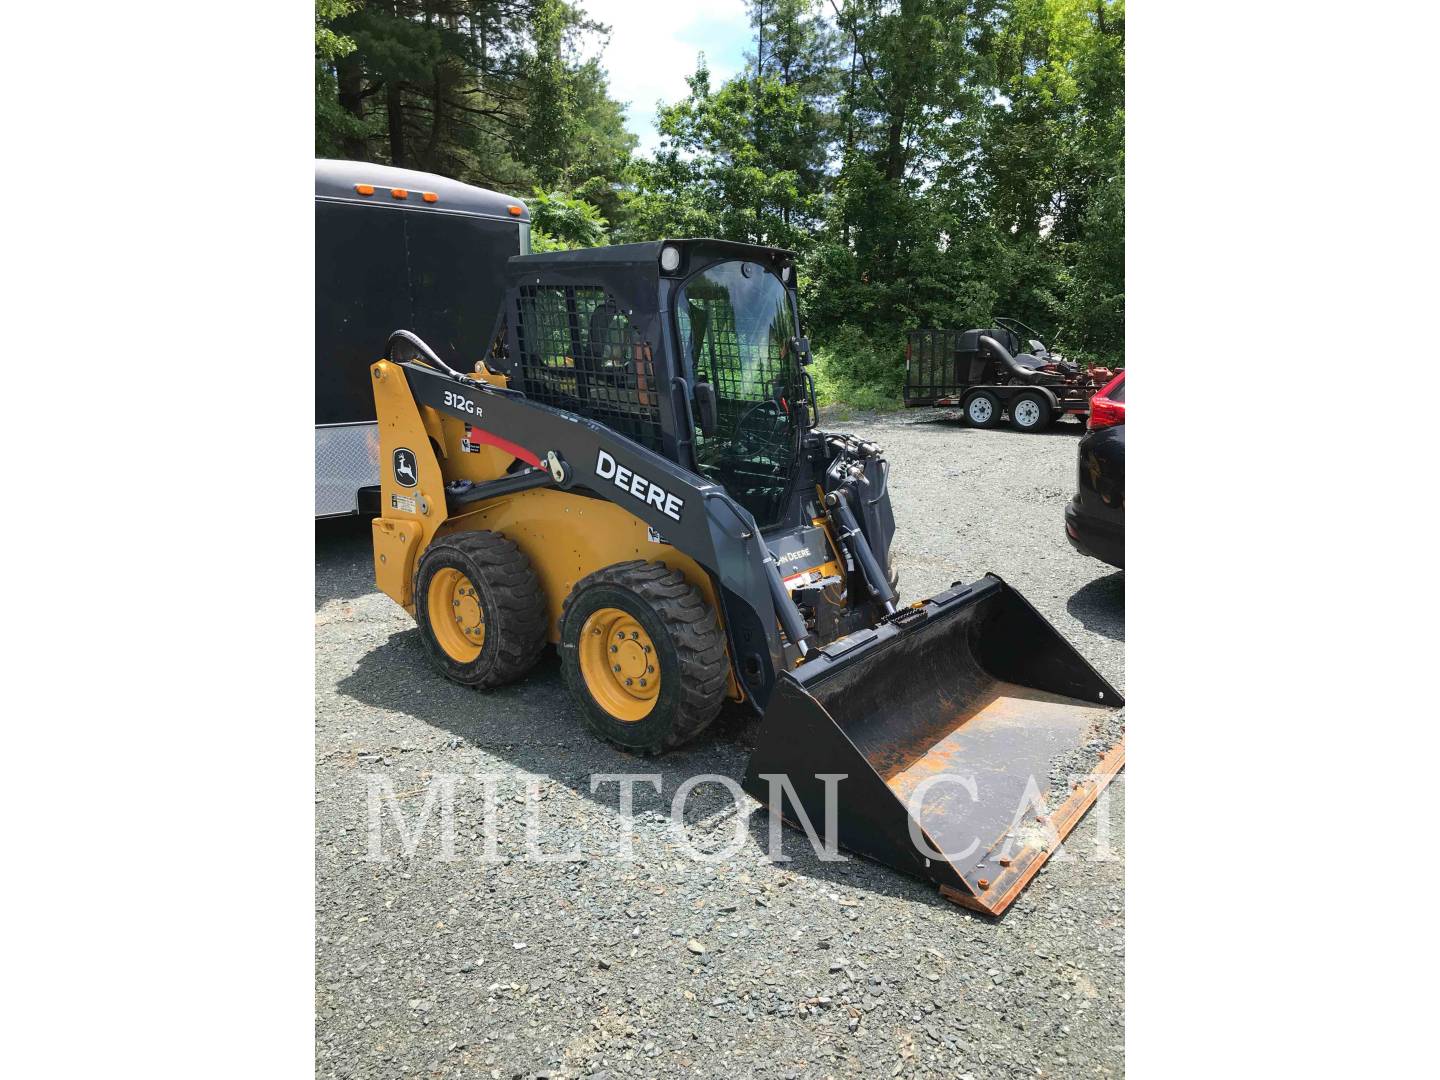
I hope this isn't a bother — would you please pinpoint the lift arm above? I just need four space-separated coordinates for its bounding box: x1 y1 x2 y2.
383 357 807 671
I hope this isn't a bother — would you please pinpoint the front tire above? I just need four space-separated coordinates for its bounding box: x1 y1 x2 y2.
964 391 1003 428
560 561 727 754
1008 390 1053 432
414 530 547 688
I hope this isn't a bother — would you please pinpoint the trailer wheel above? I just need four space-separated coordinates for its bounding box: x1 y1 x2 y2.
963 391 1002 428
414 530 548 688
1008 391 1053 432
560 561 727 754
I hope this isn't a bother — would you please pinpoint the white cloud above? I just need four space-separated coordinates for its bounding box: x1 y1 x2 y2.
576 0 751 156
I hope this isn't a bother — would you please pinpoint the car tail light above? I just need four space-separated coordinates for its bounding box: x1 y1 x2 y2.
1088 395 1125 430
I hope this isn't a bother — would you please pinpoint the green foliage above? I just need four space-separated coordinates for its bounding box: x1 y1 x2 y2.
811 326 905 412
312 1 634 198
520 0 578 189
798 0 1125 402
315 0 357 61
314 1 366 156
313 0 1125 404
527 188 609 251
622 2 839 254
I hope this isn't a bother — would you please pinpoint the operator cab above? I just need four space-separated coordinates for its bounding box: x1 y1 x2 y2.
484 239 813 532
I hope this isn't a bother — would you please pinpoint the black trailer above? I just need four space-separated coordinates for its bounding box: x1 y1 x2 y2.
902 320 1113 432
314 159 530 516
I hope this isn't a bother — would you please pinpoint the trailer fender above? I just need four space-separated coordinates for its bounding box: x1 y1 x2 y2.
997 383 1061 411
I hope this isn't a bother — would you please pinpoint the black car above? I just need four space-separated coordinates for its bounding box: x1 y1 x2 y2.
1065 371 1124 569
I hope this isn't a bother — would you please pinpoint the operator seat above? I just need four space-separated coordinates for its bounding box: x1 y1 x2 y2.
980 335 1062 385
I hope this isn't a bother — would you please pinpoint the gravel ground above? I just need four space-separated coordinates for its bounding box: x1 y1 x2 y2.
316 410 1125 1079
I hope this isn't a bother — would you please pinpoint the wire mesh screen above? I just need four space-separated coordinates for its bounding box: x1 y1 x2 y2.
513 285 662 453
679 302 798 447
677 263 802 529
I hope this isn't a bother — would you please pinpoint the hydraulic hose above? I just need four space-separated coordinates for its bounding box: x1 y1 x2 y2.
388 329 466 380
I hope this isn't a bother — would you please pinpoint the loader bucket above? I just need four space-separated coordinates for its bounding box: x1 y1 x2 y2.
742 574 1123 916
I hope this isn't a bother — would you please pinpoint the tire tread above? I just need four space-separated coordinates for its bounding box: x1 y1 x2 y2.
561 560 728 753
417 530 547 688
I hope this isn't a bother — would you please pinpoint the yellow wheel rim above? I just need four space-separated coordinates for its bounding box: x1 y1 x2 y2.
428 567 485 662
578 607 660 722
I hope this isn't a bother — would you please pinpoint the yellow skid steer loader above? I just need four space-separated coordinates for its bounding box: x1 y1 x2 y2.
369 239 1123 915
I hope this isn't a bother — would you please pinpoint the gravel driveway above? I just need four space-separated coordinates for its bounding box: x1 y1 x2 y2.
316 411 1125 1079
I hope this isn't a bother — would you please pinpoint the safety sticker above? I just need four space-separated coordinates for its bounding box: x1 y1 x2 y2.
647 526 669 545
460 426 485 453
390 493 417 514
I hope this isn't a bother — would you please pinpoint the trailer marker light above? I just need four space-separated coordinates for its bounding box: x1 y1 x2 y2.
391 188 409 199
508 205 523 216
422 192 438 203
354 183 375 196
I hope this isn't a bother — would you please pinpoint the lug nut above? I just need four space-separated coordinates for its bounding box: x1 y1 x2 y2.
625 678 633 686
643 645 651 654
647 665 654 674
639 679 647 687
612 664 621 672
631 631 639 639
610 645 618 653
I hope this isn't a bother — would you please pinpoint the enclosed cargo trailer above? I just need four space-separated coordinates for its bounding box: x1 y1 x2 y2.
314 159 529 516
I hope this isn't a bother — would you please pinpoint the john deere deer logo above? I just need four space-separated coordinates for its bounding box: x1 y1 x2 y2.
392 447 418 488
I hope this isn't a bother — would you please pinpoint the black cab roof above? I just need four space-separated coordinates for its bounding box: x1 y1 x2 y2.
508 238 795 276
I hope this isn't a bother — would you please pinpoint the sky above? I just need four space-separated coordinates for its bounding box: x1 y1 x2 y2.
576 0 754 157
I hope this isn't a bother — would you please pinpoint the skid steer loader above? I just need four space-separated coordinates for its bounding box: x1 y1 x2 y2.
368 239 1123 915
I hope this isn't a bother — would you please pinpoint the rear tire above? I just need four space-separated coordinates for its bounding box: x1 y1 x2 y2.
560 561 728 754
414 530 547 689
963 391 1002 428
1008 391 1053 432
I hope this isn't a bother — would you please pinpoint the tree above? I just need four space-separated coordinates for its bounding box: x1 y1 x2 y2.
313 1 634 201
978 0 1125 359
315 1 368 157
527 188 609 250
314 0 1126 391
624 2 841 251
